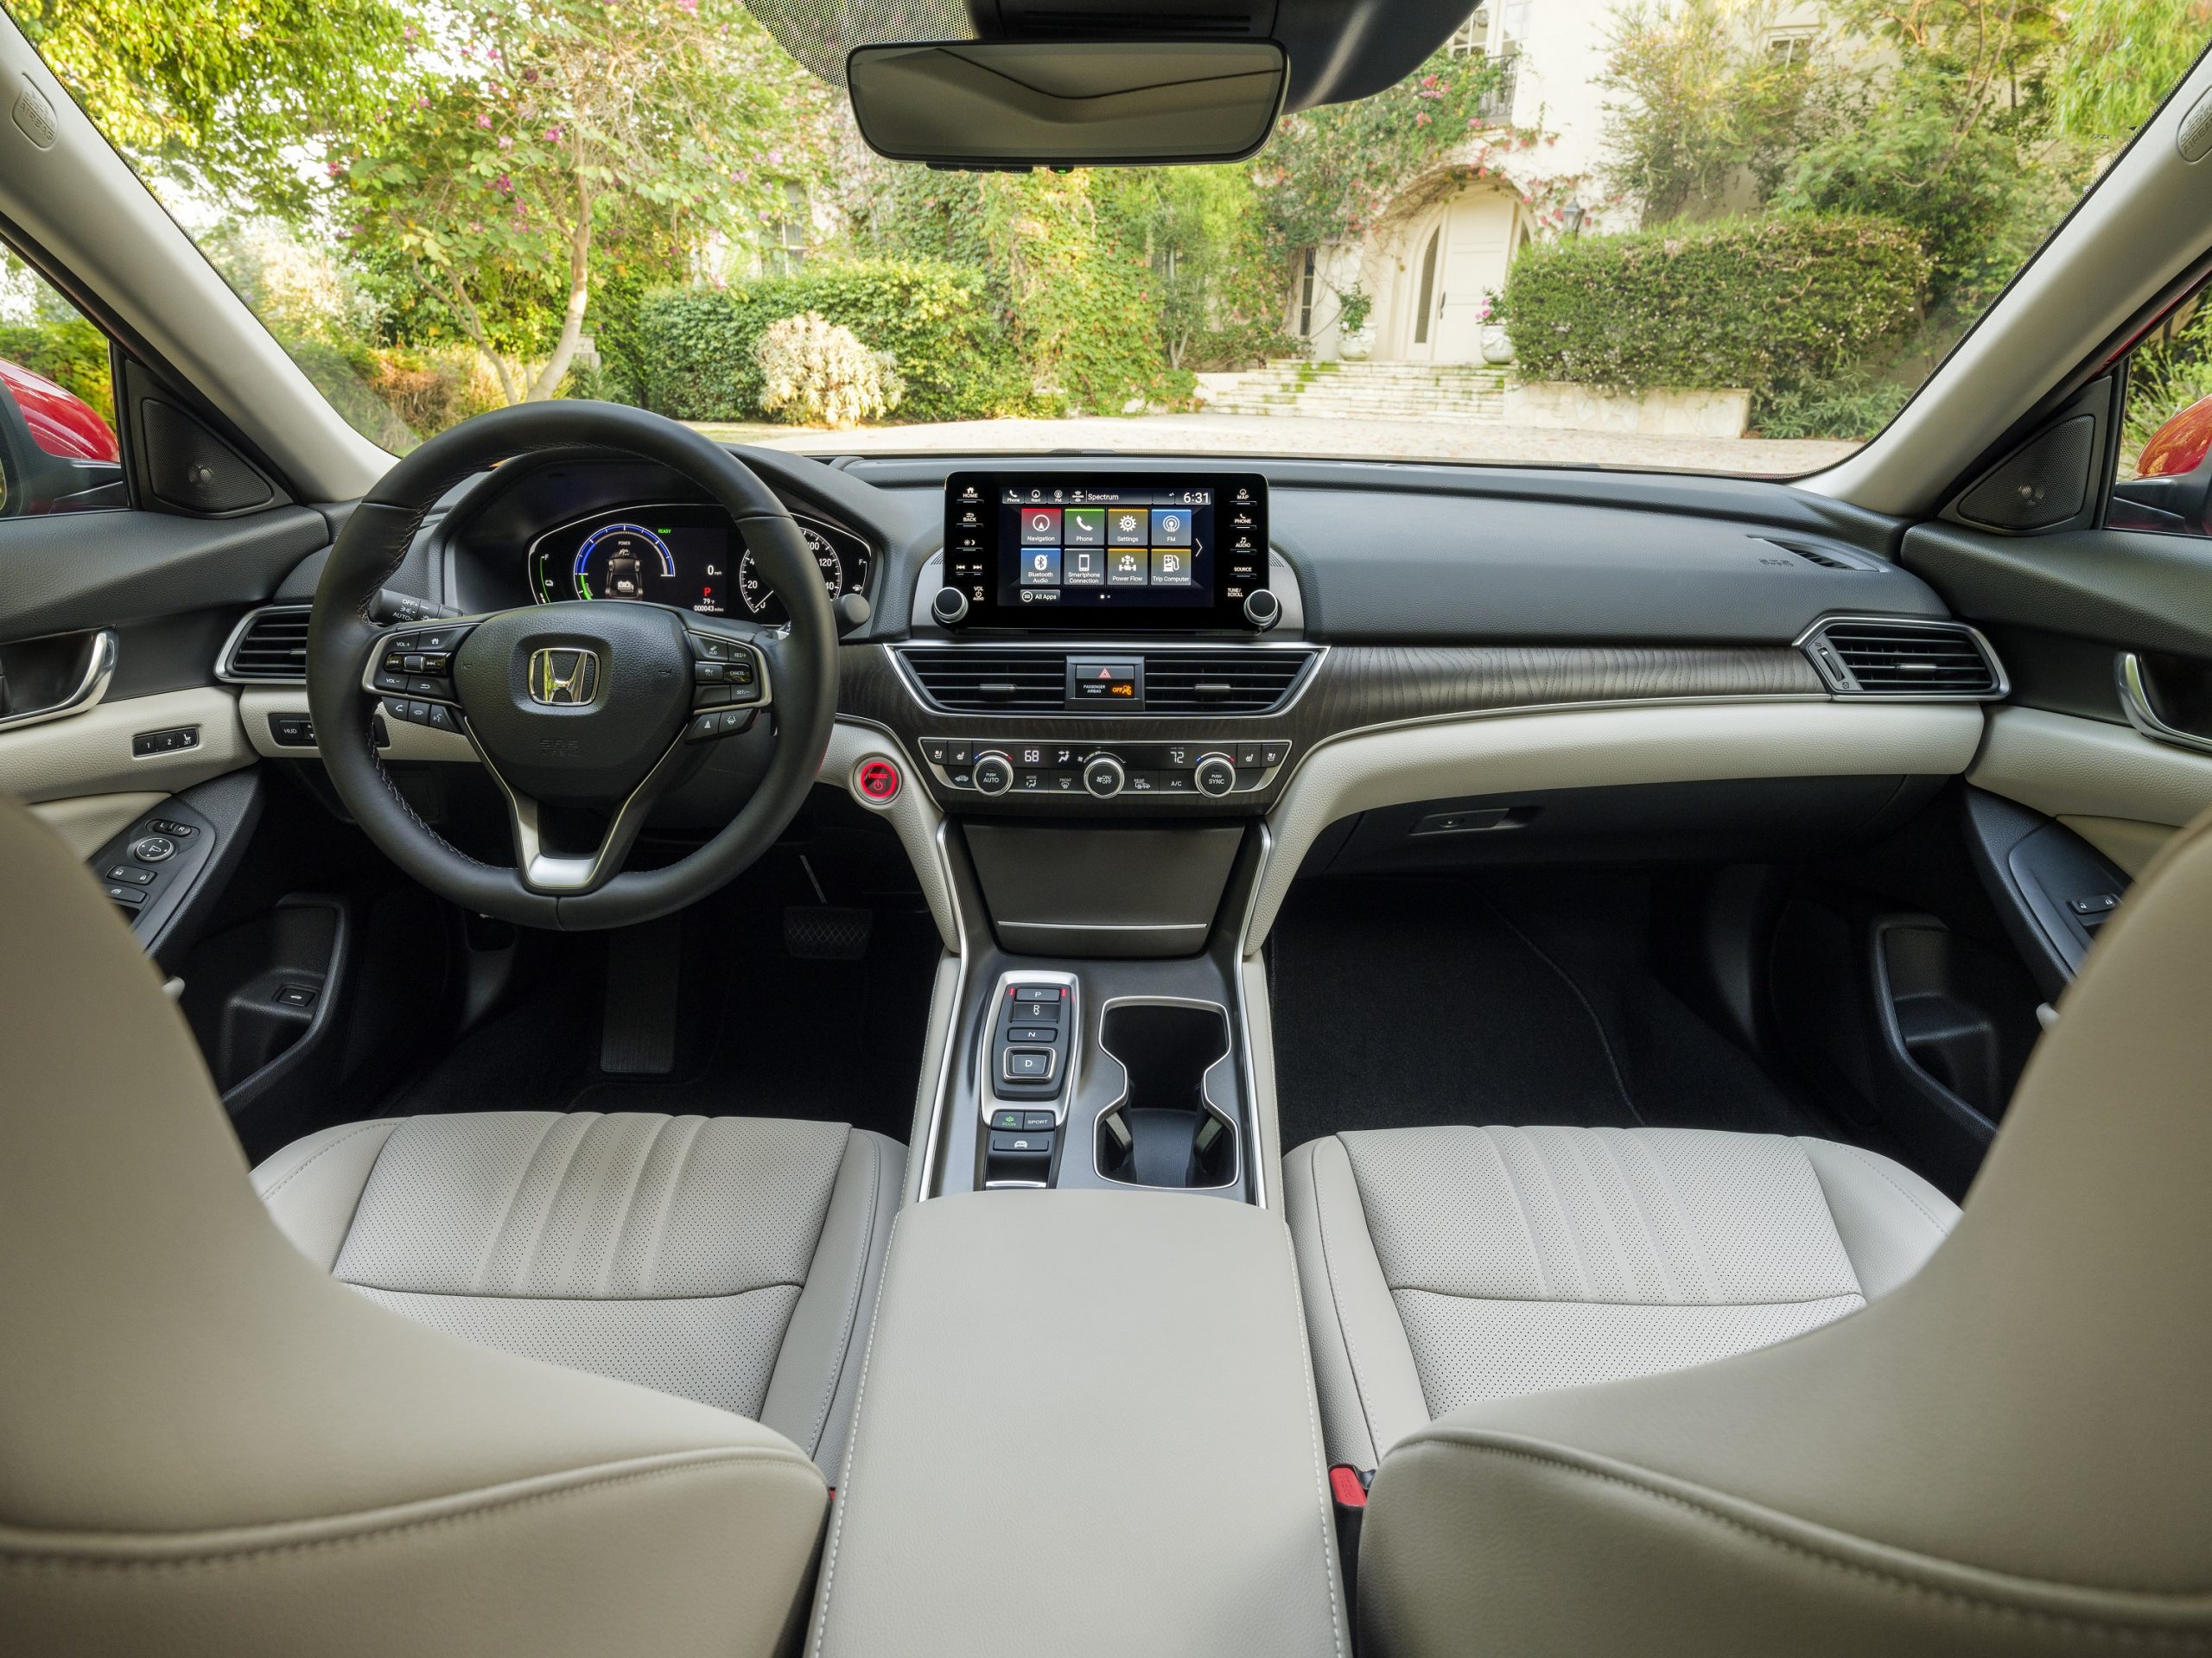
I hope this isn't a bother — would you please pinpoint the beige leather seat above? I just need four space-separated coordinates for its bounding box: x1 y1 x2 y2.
1304 810 2212 1654
1287 1124 1956 1471
255 1111 900 1471
0 794 880 1656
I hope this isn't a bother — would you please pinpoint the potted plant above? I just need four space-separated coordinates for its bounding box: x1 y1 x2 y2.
1477 294 1514 365
1335 283 1375 361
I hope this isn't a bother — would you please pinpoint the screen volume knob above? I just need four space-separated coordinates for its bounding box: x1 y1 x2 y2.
972 751 1014 796
1243 588 1282 632
1194 752 1237 797
931 586 969 627
1082 754 1127 798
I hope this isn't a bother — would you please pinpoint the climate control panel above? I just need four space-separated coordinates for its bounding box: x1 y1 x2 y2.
918 736 1289 799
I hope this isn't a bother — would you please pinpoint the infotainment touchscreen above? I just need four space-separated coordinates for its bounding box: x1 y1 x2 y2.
944 472 1268 630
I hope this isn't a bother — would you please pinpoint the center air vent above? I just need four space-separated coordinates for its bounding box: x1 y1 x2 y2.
900 649 1068 712
1803 619 2004 699
219 605 312 682
1141 649 1316 713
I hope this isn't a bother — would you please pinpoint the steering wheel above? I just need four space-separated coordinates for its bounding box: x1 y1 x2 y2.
306 403 838 931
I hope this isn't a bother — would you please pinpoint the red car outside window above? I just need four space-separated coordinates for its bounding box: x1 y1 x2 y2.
0 357 118 464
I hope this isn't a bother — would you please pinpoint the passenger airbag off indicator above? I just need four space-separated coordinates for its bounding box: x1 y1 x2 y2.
854 757 901 804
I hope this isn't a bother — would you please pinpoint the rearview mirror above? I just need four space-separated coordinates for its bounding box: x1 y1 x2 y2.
846 40 1288 168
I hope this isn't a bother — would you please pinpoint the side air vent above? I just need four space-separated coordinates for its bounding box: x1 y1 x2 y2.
901 649 1068 712
1802 618 2004 699
1141 649 1318 713
219 605 312 683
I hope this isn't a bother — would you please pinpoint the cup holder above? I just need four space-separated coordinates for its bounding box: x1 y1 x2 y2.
1095 1002 1236 1190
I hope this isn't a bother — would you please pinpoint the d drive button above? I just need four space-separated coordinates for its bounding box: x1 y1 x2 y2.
1002 1048 1056 1083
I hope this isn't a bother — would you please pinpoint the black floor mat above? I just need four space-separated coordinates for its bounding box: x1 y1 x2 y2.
1268 873 1845 1155
379 846 939 1147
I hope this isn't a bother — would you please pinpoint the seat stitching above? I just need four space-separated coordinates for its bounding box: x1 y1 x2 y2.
638 1115 707 1292
1277 1215 1350 1658
1560 1128 1645 1303
1406 1438 2212 1638
1472 1127 1549 1297
1828 1140 1955 1238
1507 1127 1594 1299
811 1208 904 1658
1593 1128 1682 1304
803 1130 880 1458
1618 1130 1720 1302
497 1114 598 1295
600 1113 674 1297
1310 1139 1390 1458
1390 1284 1867 1312
467 1113 568 1293
255 1121 394 1204
545 1116 624 1295
0 1453 821 1571
352 1280 805 1304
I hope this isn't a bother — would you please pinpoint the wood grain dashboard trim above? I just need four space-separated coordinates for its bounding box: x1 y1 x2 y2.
838 640 1828 816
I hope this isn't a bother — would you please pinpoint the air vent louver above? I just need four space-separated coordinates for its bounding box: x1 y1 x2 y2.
221 605 312 682
901 649 1068 712
1808 619 2002 698
1141 649 1317 713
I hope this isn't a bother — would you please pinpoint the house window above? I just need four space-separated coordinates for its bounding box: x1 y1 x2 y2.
1446 8 1490 57
1298 248 1317 337
765 185 810 277
1413 227 1440 346
1766 29 1814 65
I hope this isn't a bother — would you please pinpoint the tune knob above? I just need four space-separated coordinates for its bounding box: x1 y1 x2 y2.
1193 752 1237 797
972 751 1014 796
931 586 969 627
1082 754 1127 798
1243 588 1282 632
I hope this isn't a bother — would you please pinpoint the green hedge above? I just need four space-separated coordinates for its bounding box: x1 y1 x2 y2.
0 316 115 424
613 258 1030 423
1498 214 1929 398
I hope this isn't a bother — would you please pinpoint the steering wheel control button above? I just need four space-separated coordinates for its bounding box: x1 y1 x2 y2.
973 751 1014 796
1194 753 1238 797
1082 754 1127 797
131 835 176 865
855 758 902 804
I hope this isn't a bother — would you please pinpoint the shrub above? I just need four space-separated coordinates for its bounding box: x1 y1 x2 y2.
0 316 115 423
1751 367 1913 440
616 257 1028 423
756 313 903 429
1498 213 1928 400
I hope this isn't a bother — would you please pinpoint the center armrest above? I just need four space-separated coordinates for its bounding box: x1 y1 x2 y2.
807 1189 1345 1658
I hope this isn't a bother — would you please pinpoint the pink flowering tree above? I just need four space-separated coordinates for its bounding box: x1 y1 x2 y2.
334 0 830 403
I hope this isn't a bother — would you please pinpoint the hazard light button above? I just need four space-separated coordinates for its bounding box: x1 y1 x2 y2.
855 758 901 804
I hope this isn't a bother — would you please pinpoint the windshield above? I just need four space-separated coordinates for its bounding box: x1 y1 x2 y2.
7 0 2200 475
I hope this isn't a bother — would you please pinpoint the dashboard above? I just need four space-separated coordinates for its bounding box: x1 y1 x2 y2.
525 501 872 625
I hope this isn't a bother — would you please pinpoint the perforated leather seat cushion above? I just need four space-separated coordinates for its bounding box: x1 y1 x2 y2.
253 1111 904 1471
1285 1125 1959 1470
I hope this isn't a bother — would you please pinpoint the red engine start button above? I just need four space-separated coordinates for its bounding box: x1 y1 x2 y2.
855 758 900 804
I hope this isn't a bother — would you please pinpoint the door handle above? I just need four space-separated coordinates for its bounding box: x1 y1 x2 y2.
2115 651 2212 756
0 629 117 734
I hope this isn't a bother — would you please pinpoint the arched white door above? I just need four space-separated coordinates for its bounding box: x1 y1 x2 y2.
1397 187 1518 363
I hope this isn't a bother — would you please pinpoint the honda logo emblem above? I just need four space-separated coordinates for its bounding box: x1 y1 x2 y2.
527 646 600 707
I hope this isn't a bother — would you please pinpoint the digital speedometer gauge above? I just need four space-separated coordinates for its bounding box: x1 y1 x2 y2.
573 523 677 601
528 503 866 622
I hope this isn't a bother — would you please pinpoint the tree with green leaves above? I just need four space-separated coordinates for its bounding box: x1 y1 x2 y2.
8 0 411 214
1599 0 1815 221
1249 48 1513 251
2049 0 2212 151
334 0 834 404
